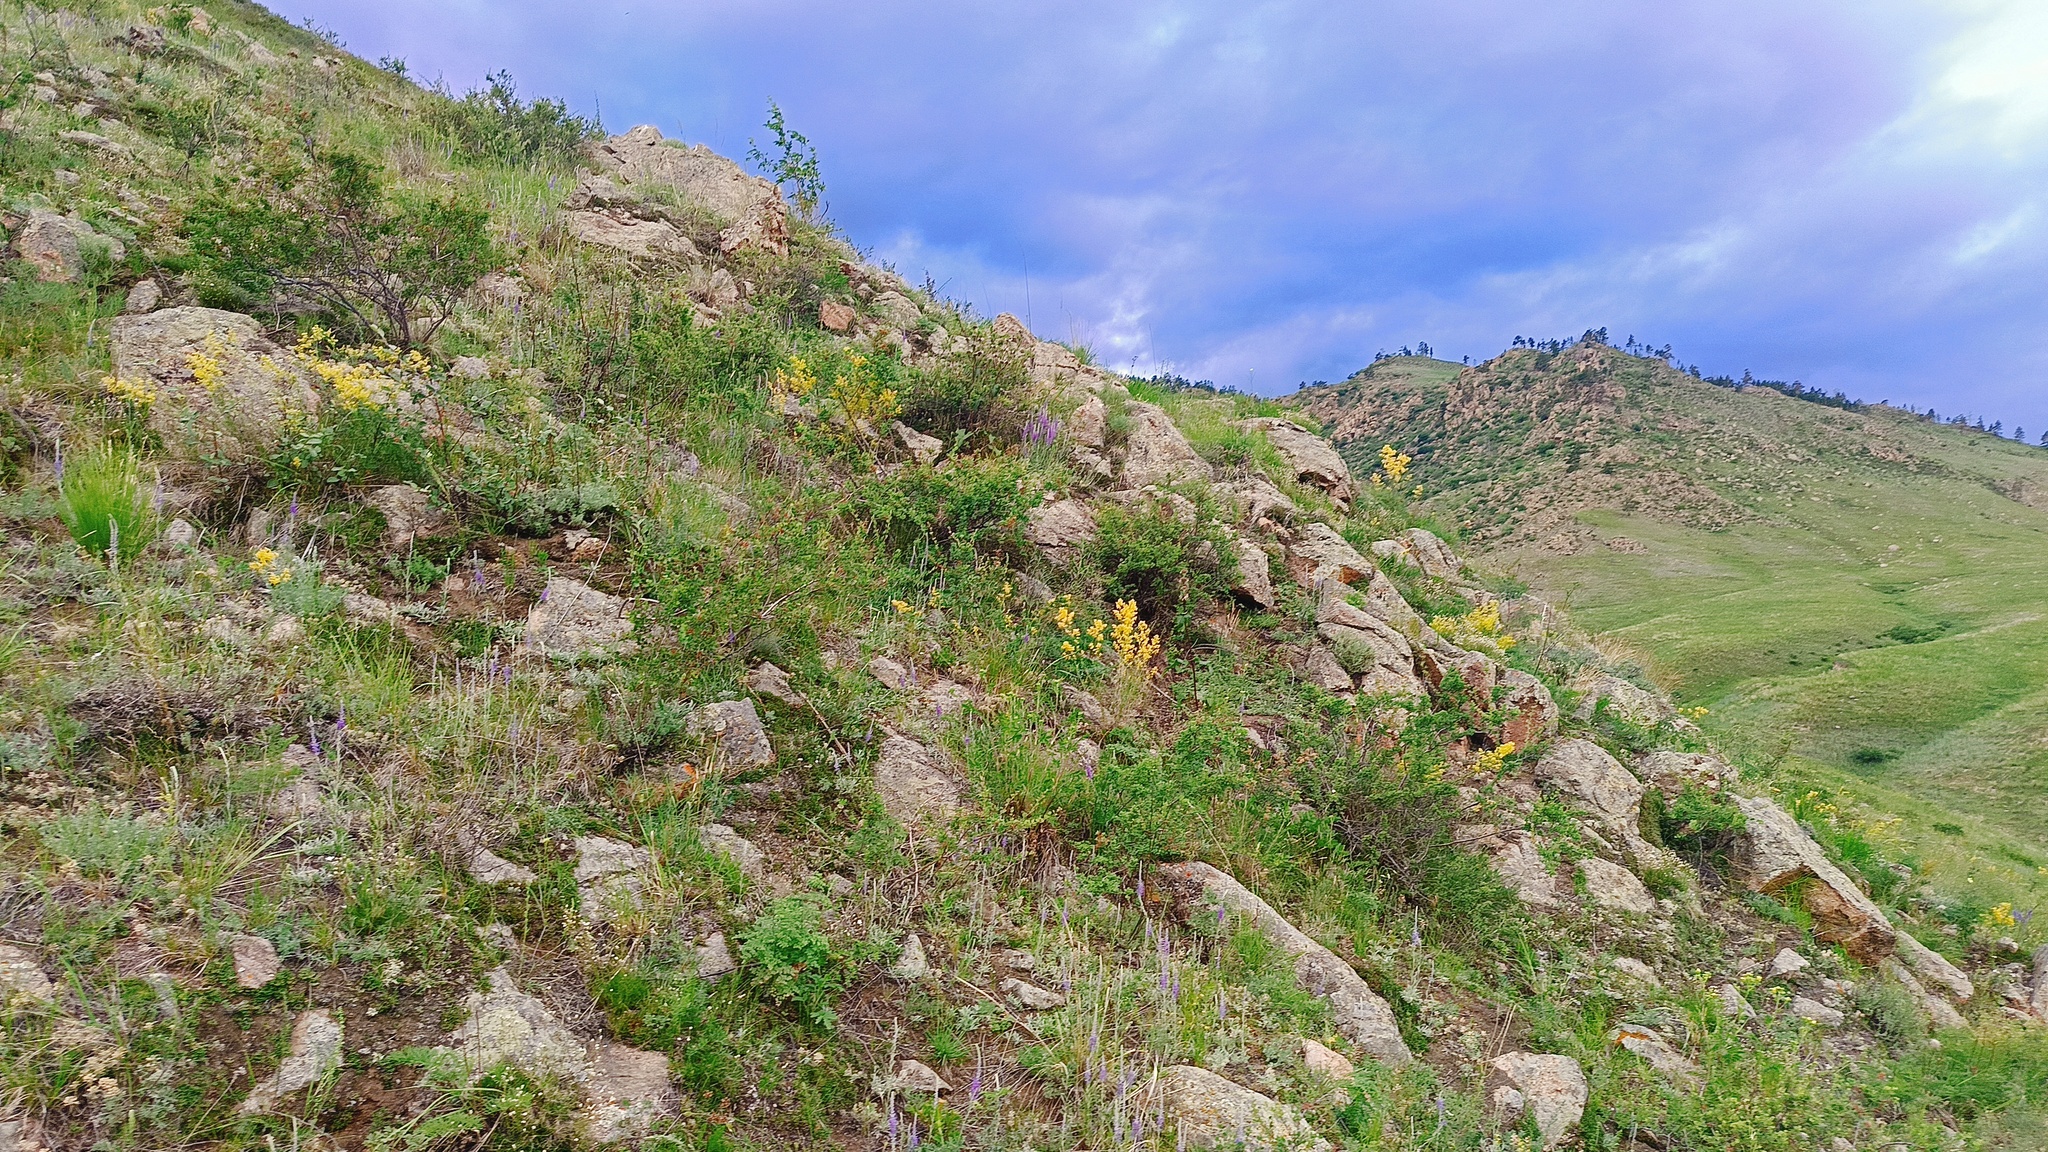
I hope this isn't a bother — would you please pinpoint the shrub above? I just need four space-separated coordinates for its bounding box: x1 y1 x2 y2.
1856 978 1927 1043
428 71 600 166
895 342 1028 449
850 455 1029 560
57 441 157 564
738 896 850 1031
1086 498 1232 620
1655 784 1746 871
185 149 500 346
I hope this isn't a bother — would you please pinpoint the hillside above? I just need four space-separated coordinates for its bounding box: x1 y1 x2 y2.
2 5 2047 1152
1298 348 2048 921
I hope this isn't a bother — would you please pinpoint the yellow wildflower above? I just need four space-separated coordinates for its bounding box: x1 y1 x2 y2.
1377 444 1411 485
891 599 912 615
1986 902 2017 930
103 374 159 407
248 547 279 573
1109 599 1161 673
185 332 230 394
1473 741 1517 775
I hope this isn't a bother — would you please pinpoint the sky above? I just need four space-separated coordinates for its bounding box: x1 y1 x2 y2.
273 0 2048 435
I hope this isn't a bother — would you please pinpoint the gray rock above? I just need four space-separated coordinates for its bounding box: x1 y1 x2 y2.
1161 862 1410 1066
1000 977 1065 1010
1239 417 1354 503
1229 535 1276 610
449 968 588 1080
890 1058 950 1094
586 125 787 257
688 699 775 771
745 662 806 707
1732 794 1895 964
1120 401 1211 488
1068 393 1107 449
580 1041 676 1144
1301 645 1354 693
698 823 767 878
238 1010 342 1113
1287 522 1373 586
1485 829 1558 907
1025 497 1098 558
1633 750 1736 800
1498 668 1560 747
1579 857 1657 915
562 209 701 259
694 933 736 980
264 615 305 648
1219 474 1298 524
1608 956 1662 988
468 846 537 886
16 209 122 283
892 420 943 465
123 278 162 314
1302 1037 1354 1080
1714 983 1756 1019
1064 685 1111 728
1607 1024 1700 1084
112 307 320 461
1894 930 1974 1003
364 483 449 550
1490 1052 1586 1148
525 577 635 659
871 291 922 330
159 517 199 549
575 835 651 925
1570 672 1676 727
1790 996 1846 1027
873 734 962 825
1156 1064 1330 1151
1880 958 1966 1031
1533 740 1658 865
1371 528 1461 581
1768 948 1811 981
869 654 917 690
230 934 280 989
889 934 931 981
0 944 55 1005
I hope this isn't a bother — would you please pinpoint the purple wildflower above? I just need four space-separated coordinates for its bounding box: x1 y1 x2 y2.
907 1119 919 1151
1136 873 1144 904
887 1102 898 1145
967 1065 983 1104
308 722 322 757
1411 921 1423 948
1022 407 1063 448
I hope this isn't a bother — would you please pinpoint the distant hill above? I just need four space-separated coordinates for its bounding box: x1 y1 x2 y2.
1298 346 2048 904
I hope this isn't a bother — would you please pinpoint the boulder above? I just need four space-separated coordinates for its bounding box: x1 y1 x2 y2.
562 209 700 260
467 846 537 886
1160 862 1410 1065
238 1010 342 1113
1067 393 1107 449
1578 856 1657 915
684 264 742 310
1300 646 1354 693
746 662 806 707
697 823 766 878
364 483 449 550
1609 956 1661 988
1372 528 1461 581
819 300 856 331
1120 401 1211 487
890 1059 950 1095
869 655 918 690
1000 977 1065 1010
1238 417 1355 503
1229 535 1276 610
889 934 931 981
587 125 788 256
524 577 634 659
1498 669 1560 747
874 734 962 825
124 278 162 314
688 699 775 771
1790 996 1845 1027
15 209 122 283
870 291 922 330
1606 1024 1699 1084
1893 931 1973 1003
112 307 320 461
1731 795 1896 964
1482 829 1558 907
0 944 55 1005
1489 1053 1586 1149
574 836 651 925
1286 523 1373 586
1880 958 1967 1031
1156 1064 1331 1152
1417 644 1498 712
1218 474 1297 524
694 933 736 979
1302 1037 1354 1080
892 420 943 465
1571 672 1677 727
1714 983 1756 1020
581 1042 677 1144
1767 948 1810 981
230 934 280 989
1025 498 1098 560
1533 740 1657 864
1634 750 1736 800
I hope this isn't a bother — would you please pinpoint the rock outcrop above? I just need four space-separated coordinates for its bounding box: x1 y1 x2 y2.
1156 1064 1331 1152
238 1010 342 1113
1121 401 1212 487
874 734 962 825
688 699 775 771
1239 417 1355 504
1532 739 1657 864
1730 794 1896 964
1161 862 1410 1066
524 578 635 659
1372 528 1461 581
112 307 320 461
1489 1052 1586 1149
16 208 123 282
587 125 789 256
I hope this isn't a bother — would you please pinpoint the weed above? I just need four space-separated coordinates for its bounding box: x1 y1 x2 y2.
56 441 157 564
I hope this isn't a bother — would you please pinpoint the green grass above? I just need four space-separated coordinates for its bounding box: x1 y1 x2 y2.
1299 348 2048 930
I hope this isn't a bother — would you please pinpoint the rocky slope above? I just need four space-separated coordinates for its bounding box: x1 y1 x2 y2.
0 5 2045 1152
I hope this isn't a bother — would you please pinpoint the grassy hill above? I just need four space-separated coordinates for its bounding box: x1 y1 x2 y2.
1298 347 2048 918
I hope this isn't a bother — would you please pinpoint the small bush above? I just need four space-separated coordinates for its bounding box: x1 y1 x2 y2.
1086 498 1233 620
895 342 1028 449
1856 979 1927 1043
850 455 1029 560
57 441 157 563
1656 784 1746 870
428 71 600 166
738 896 850 1032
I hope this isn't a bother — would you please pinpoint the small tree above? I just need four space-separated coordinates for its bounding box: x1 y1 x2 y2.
748 100 824 220
185 149 501 346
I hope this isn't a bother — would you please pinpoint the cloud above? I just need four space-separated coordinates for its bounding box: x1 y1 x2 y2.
278 0 2048 431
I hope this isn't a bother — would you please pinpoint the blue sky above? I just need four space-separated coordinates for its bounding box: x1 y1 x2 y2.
275 0 2048 434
